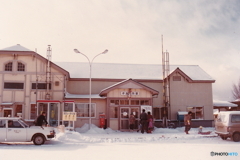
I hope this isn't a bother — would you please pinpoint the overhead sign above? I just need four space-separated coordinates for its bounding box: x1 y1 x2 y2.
63 112 77 121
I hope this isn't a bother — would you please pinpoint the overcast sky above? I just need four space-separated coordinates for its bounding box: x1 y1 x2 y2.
1 0 240 101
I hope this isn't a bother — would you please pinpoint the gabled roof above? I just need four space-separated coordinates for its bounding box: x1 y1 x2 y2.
55 62 215 82
0 45 70 78
1 44 32 52
99 78 159 96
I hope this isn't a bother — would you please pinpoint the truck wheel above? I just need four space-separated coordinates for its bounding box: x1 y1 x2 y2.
33 134 45 145
220 135 227 140
232 133 240 142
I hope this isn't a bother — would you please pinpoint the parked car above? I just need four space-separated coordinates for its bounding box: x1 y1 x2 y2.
215 111 240 142
0 117 55 145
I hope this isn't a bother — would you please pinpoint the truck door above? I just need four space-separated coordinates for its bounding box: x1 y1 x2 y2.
0 119 7 142
6 120 27 142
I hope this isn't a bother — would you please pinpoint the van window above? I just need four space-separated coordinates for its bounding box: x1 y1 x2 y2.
231 115 240 123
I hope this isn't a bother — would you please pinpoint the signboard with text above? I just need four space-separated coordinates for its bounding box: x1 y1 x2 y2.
63 112 77 121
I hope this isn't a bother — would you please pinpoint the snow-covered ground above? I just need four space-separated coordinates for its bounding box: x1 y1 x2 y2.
0 124 239 160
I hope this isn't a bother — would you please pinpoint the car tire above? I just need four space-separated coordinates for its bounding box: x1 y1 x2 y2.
220 135 227 140
232 133 240 142
33 134 45 145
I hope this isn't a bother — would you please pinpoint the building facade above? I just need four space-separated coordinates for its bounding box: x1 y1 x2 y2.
0 45 215 130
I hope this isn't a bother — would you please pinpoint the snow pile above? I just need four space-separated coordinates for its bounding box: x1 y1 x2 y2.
54 124 217 144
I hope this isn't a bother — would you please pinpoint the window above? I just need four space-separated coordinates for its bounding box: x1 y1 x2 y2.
30 104 37 120
4 82 24 89
120 100 129 105
173 76 181 81
130 100 140 105
153 107 161 119
17 62 25 71
231 115 240 123
5 62 13 71
15 105 22 117
187 106 204 119
110 107 118 118
32 83 51 90
75 103 96 118
110 100 119 106
0 120 5 128
140 100 150 105
64 103 74 112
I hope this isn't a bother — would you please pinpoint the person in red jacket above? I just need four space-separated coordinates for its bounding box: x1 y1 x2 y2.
147 112 154 133
184 111 192 134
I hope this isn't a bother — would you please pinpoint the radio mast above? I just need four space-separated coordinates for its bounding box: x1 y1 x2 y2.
162 35 170 127
46 45 52 100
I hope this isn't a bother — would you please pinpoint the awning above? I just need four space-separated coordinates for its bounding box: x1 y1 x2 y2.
213 100 238 107
1 102 14 106
65 92 105 99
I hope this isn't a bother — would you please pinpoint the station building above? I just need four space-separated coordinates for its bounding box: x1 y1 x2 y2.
0 44 215 130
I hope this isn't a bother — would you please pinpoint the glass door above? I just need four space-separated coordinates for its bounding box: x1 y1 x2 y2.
120 107 130 130
49 103 59 127
37 102 60 127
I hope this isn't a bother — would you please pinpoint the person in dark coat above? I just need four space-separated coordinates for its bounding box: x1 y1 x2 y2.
35 111 48 126
129 113 135 131
184 111 192 134
140 109 148 134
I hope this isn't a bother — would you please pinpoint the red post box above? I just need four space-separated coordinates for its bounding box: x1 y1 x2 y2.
99 114 105 128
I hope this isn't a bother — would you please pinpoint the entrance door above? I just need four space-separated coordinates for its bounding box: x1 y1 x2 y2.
37 102 60 127
49 103 59 127
120 107 130 130
120 107 140 130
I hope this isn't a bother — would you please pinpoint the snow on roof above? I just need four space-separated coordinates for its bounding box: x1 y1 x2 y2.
0 44 32 52
65 92 105 99
55 62 215 81
213 100 238 107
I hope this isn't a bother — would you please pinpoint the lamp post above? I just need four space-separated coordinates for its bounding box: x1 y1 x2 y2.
74 49 108 130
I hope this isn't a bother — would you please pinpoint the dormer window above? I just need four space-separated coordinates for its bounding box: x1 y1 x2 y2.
5 62 13 71
18 62 25 71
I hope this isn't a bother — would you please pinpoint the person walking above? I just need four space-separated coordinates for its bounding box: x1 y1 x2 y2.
140 109 148 134
184 111 192 134
147 111 154 133
129 113 135 132
35 111 49 126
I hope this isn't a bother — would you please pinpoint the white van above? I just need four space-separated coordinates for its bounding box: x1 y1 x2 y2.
215 111 240 142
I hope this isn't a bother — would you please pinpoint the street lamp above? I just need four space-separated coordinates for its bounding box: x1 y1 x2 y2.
74 49 108 130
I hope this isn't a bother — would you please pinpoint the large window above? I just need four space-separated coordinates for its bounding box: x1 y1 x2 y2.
30 104 37 120
153 107 161 119
110 99 150 106
5 62 13 71
17 62 25 71
4 82 24 89
32 83 52 90
110 107 118 118
75 103 96 118
187 106 204 119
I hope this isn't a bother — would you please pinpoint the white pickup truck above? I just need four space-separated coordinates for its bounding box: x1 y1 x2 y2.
0 117 55 145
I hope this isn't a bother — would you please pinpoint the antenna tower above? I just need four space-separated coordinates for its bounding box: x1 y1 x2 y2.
46 45 52 100
162 36 170 127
